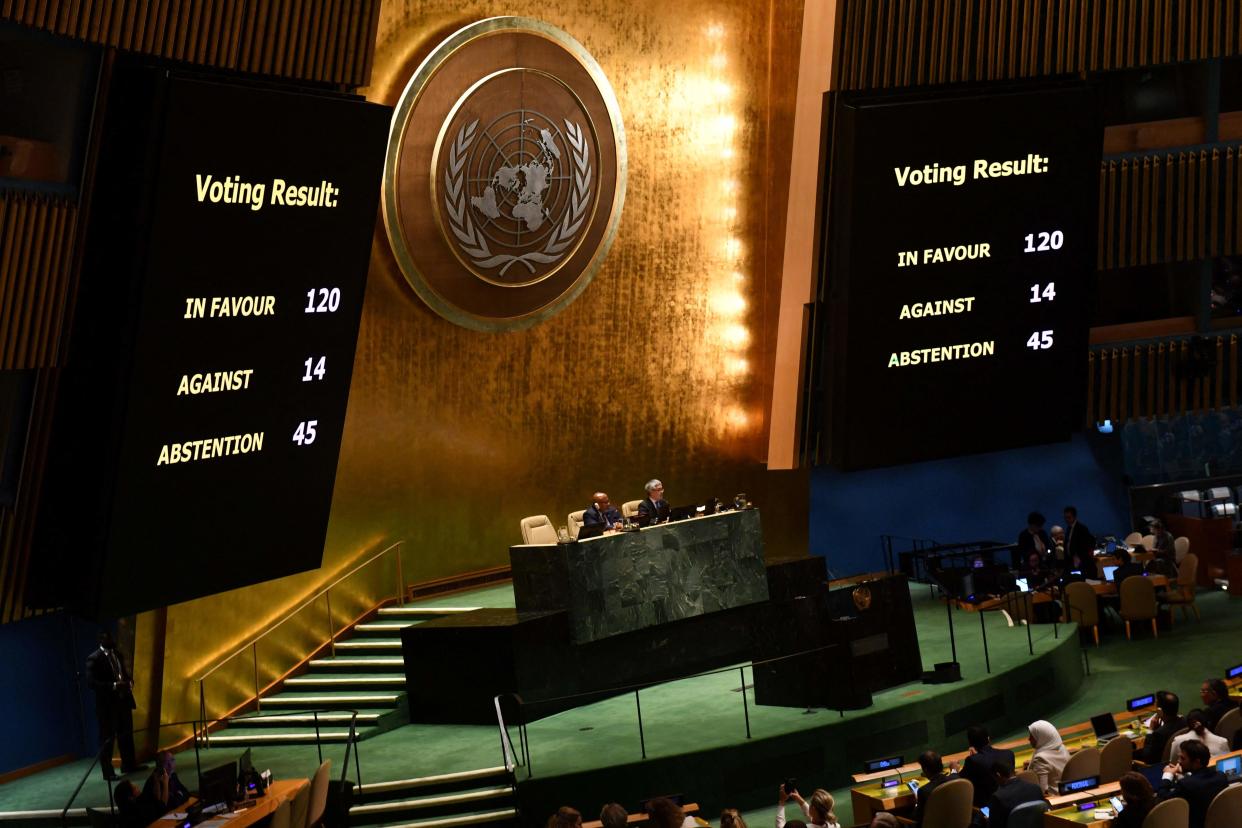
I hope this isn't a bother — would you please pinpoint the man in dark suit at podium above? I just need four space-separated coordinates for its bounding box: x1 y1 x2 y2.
86 631 139 779
637 479 669 523
583 492 623 530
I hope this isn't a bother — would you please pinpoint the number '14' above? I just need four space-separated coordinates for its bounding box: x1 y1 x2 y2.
1029 282 1056 303
303 356 326 381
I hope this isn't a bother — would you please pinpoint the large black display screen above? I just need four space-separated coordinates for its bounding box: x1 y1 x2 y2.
818 85 1101 470
34 70 390 616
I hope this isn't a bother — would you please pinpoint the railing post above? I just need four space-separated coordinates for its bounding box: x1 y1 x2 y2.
198 680 208 748
313 711 322 764
325 589 336 658
635 690 646 759
395 541 405 605
252 643 261 712
739 666 751 739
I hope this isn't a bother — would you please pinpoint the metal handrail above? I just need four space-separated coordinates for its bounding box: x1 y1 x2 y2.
196 540 404 747
199 540 404 682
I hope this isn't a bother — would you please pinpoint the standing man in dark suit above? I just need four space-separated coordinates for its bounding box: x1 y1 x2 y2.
1134 691 1185 765
1159 739 1228 828
1016 513 1052 567
912 751 953 826
985 762 1045 828
86 631 138 779
637 479 669 523
957 726 1015 806
1062 506 1095 566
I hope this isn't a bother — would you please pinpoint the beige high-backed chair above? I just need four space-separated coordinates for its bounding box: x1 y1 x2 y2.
1141 534 1157 551
1060 747 1100 786
1120 575 1158 639
306 759 331 828
1141 798 1187 828
520 515 559 545
1099 736 1133 783
917 777 973 828
1214 707 1242 745
567 510 586 540
1162 552 1200 623
621 500 643 519
1174 536 1190 563
1124 531 1144 546
288 779 311 828
1205 783 1242 828
1063 581 1100 646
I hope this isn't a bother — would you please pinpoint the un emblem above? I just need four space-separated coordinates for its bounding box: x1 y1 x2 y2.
383 18 626 331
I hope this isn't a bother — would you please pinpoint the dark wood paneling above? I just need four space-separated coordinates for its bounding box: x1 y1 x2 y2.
0 193 77 371
1086 334 1239 426
834 0 1242 91
0 0 380 87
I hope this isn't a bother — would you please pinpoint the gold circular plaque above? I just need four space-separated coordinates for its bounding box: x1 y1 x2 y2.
383 17 627 331
852 586 873 611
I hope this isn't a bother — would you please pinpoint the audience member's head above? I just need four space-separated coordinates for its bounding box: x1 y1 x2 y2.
917 751 944 778
1119 771 1155 807
645 798 684 828
784 822 808 828
719 808 748 828
1027 512 1045 530
155 750 175 774
1178 739 1210 771
599 803 628 828
1185 709 1209 736
1064 506 1078 523
1115 548 1131 565
546 806 582 828
1202 679 1229 706
114 782 140 813
1028 720 1063 752
807 790 836 824
97 631 116 650
1157 690 1180 718
1050 525 1065 542
990 760 1014 783
966 726 990 751
870 814 900 828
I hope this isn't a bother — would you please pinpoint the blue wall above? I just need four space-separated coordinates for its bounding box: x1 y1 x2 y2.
0 612 102 775
810 433 1131 577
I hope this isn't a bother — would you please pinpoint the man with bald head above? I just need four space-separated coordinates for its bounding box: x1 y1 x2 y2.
583 492 623 530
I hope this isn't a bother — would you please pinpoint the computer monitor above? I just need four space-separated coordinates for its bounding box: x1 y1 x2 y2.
576 522 605 540
1216 755 1242 780
1103 565 1119 582
197 760 237 809
1015 578 1030 593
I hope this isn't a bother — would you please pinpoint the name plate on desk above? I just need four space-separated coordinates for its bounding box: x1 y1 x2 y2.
511 509 769 644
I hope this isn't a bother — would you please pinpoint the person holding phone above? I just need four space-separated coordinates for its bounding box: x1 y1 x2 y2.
1110 772 1156 828
776 784 839 828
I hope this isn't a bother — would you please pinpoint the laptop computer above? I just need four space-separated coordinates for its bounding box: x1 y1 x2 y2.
667 504 696 521
1015 578 1031 593
577 522 606 540
1103 565 1119 582
1091 712 1120 743
1217 755 1242 780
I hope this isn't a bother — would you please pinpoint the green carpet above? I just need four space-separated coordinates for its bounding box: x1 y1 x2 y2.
4 580 1240 828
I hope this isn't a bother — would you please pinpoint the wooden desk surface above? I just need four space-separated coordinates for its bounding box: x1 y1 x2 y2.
1044 798 1117 827
148 778 307 828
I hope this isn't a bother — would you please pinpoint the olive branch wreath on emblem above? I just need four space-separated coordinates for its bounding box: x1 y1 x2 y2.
443 118 592 277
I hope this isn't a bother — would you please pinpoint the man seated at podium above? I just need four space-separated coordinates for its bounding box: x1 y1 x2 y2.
638 479 669 523
583 492 623 531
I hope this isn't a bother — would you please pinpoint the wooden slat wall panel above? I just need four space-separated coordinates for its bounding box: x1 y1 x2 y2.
0 0 380 88
1098 146 1242 270
0 192 77 370
834 0 1242 90
1087 334 1241 426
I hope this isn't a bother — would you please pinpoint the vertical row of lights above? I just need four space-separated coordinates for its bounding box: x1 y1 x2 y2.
703 23 751 431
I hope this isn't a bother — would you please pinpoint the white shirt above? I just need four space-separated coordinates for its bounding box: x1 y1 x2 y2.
1169 728 1230 758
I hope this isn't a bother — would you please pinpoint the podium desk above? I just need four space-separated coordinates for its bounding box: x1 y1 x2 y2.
510 509 768 644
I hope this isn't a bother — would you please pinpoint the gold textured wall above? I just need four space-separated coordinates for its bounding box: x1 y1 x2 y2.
150 0 807 732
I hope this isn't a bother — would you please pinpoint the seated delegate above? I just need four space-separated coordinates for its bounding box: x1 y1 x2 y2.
958 725 1014 806
1158 739 1228 828
637 479 669 523
582 492 623 531
1025 720 1070 795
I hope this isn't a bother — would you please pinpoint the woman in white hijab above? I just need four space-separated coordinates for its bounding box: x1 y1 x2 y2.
1026 719 1071 795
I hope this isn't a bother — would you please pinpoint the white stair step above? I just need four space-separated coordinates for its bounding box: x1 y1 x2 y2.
285 676 406 686
230 712 382 725
357 767 509 795
337 639 403 650
375 809 517 828
261 693 400 705
355 622 419 632
377 606 481 616
351 787 512 815
310 657 405 668
206 732 357 743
